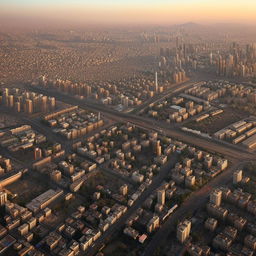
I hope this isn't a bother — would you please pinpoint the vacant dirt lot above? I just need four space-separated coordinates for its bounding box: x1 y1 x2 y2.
185 107 249 134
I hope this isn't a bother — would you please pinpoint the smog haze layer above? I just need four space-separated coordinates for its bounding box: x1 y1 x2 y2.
1 0 256 27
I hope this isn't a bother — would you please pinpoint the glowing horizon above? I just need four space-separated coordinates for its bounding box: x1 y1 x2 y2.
1 0 256 26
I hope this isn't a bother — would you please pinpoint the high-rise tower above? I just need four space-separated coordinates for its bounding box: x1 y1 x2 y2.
155 72 158 92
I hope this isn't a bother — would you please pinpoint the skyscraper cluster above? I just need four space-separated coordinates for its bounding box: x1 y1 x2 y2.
215 43 256 78
40 78 93 98
0 88 56 114
159 41 189 83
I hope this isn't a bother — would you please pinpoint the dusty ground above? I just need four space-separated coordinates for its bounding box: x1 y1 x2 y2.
0 113 20 128
185 107 249 134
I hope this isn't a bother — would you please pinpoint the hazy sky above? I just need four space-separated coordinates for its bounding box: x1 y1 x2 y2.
1 0 256 25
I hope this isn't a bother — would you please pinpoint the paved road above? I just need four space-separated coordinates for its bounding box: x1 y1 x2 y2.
134 78 196 114
85 154 179 256
27 86 255 162
24 82 256 256
126 115 255 161
1 75 254 256
0 106 115 154
142 160 243 256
